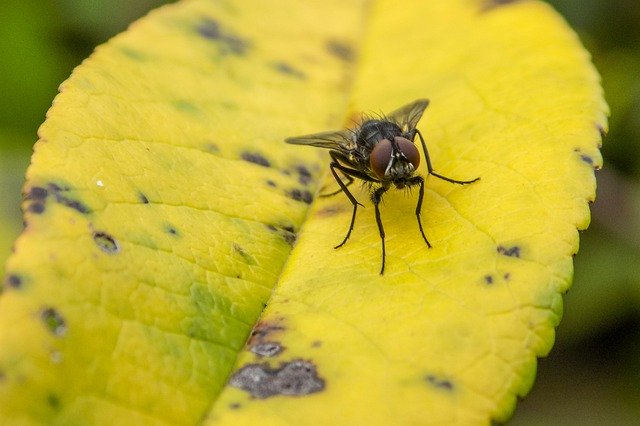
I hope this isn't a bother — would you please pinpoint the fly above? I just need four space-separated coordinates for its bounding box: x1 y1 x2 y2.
285 99 479 274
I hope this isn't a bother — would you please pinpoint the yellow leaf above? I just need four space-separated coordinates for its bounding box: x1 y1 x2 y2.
0 0 606 425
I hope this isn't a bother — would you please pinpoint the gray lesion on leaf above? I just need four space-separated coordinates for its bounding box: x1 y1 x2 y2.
247 319 286 358
228 359 325 398
250 341 284 358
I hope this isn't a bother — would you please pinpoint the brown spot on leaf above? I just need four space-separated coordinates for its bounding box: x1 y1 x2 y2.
249 320 285 345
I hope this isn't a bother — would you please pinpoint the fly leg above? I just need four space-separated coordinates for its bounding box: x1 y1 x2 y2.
414 129 480 185
407 175 431 248
327 150 379 249
372 185 390 275
320 172 354 197
329 162 362 248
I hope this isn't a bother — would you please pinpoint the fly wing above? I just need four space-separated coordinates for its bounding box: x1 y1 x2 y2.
386 99 429 133
285 129 355 151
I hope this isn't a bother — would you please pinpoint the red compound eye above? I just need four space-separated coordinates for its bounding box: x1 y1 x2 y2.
370 139 393 179
395 137 420 170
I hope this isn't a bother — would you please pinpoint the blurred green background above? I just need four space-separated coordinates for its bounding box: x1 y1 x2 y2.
0 0 638 423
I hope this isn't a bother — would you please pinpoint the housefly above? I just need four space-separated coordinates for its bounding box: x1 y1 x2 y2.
285 99 479 274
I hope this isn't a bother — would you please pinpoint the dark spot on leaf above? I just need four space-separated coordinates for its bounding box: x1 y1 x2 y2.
484 275 494 285
481 0 522 11
249 320 285 345
282 231 297 246
28 202 46 214
41 307 66 337
27 186 48 200
503 272 511 281
197 18 250 55
93 231 119 254
39 183 90 214
251 341 284 358
326 39 355 62
580 154 594 165
138 192 149 204
229 403 241 410
265 224 297 246
295 165 313 185
497 245 520 258
48 183 66 191
229 359 325 399
426 374 454 391
241 152 271 167
165 225 179 237
25 183 89 214
597 123 607 138
59 198 89 214
316 205 345 217
233 243 257 265
47 393 61 410
272 61 306 79
5 274 23 289
266 180 277 188
311 341 322 348
287 189 313 204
